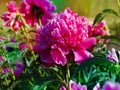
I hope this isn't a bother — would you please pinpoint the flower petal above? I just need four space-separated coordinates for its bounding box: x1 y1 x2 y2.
80 37 96 49
50 48 66 66
73 50 93 64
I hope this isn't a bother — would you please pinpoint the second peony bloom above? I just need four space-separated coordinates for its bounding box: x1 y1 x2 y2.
34 8 96 66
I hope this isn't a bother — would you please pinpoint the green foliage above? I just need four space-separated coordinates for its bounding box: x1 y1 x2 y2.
71 56 120 90
93 9 119 26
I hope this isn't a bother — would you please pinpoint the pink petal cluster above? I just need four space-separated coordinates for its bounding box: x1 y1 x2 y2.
19 43 28 49
19 0 56 26
59 80 87 90
7 1 17 12
0 1 23 31
88 21 109 37
34 8 96 66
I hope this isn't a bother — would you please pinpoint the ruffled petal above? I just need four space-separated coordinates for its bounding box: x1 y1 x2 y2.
50 48 66 66
80 37 96 49
73 50 93 64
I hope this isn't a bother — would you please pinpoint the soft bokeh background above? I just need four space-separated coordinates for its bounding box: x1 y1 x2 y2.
0 0 120 49
0 0 118 17
0 0 119 28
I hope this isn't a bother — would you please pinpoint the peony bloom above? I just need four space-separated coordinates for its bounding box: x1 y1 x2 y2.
7 1 17 12
0 1 23 31
12 20 23 31
14 62 24 77
59 80 87 90
19 43 28 49
88 21 109 37
34 8 96 66
1 12 16 27
19 0 56 26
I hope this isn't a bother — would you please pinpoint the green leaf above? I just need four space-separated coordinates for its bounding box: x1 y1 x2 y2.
93 9 119 25
73 57 114 75
6 48 24 64
102 35 120 41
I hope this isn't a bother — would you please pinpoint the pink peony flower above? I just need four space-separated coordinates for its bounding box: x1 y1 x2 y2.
1 12 16 27
7 1 17 12
0 1 23 31
88 21 107 37
12 20 23 31
14 62 24 77
34 8 96 66
59 80 87 90
19 43 28 49
19 0 56 26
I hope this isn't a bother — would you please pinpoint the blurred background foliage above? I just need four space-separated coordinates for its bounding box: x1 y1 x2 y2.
0 0 119 30
0 0 120 49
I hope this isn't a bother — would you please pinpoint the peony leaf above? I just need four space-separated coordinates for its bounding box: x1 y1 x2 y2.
93 9 119 26
73 56 114 75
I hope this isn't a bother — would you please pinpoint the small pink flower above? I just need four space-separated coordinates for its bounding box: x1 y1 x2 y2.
1 12 16 26
19 0 56 26
19 43 28 49
12 20 23 31
59 80 87 90
88 21 107 37
7 1 17 12
0 1 23 31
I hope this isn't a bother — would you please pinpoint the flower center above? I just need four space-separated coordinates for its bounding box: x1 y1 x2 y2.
32 5 44 18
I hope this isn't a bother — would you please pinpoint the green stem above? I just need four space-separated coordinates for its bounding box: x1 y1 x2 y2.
118 0 120 33
21 26 36 60
66 62 71 90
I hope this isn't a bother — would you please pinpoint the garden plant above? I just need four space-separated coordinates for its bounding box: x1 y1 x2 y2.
0 0 120 90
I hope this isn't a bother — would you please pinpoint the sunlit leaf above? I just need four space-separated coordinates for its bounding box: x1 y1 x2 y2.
93 9 119 25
